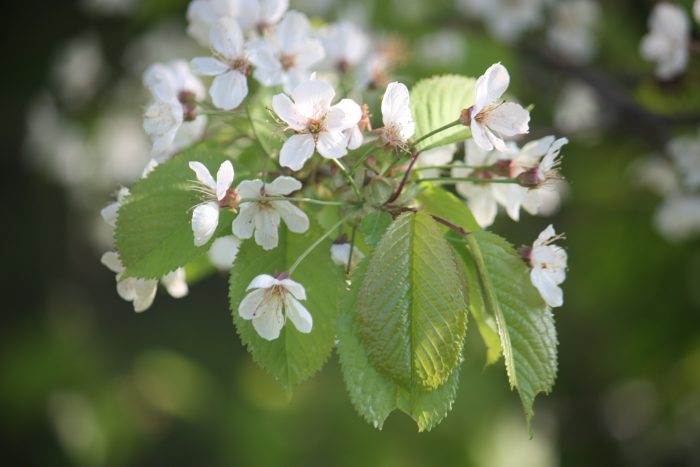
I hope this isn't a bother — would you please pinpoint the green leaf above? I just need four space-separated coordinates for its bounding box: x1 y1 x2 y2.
466 231 558 422
246 87 284 160
115 143 234 279
337 256 461 431
415 183 501 365
229 222 344 393
357 211 467 390
414 183 481 233
359 211 393 246
410 75 475 151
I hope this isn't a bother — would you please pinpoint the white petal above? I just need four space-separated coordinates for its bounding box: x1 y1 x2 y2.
326 99 362 131
101 251 124 274
239 288 267 319
191 57 229 76
265 175 302 196
280 133 315 170
291 39 325 70
468 188 498 228
210 70 248 111
291 79 335 120
274 201 309 233
192 201 220 246
216 160 235 200
470 121 494 151
207 235 241 271
210 18 245 59
285 296 313 333
101 201 119 228
247 274 279 290
475 63 510 110
280 278 306 300
161 268 189 298
236 179 265 199
189 161 217 191
346 126 363 150
271 93 307 131
531 268 563 307
232 204 257 239
131 279 158 312
535 224 557 245
381 82 412 128
252 300 285 341
254 207 281 250
260 0 288 24
316 130 348 159
484 102 530 137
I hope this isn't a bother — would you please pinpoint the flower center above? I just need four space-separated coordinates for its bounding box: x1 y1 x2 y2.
178 90 198 122
280 53 296 71
307 118 324 134
219 188 241 212
229 58 250 75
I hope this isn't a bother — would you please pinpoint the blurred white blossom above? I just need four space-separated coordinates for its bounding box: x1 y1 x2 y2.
528 224 567 308
330 243 365 272
208 235 241 270
554 82 601 134
668 129 700 190
187 0 241 47
321 20 370 72
654 195 700 242
547 0 600 64
416 31 467 67
640 3 690 80
52 34 107 107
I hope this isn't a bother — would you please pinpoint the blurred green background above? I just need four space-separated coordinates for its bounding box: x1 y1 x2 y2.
3 0 700 466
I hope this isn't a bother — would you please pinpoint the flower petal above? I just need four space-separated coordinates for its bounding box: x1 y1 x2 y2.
254 207 281 250
252 299 285 341
239 288 267 320
484 102 530 137
161 268 189 298
189 161 217 191
381 82 411 127
280 133 315 170
280 278 306 300
210 70 248 111
236 179 265 199
475 63 510 111
285 296 313 334
316 130 348 159
210 18 245 59
191 57 229 76
531 268 563 308
326 98 362 131
101 251 124 274
274 200 309 233
470 121 494 152
216 160 235 200
207 235 241 271
272 93 307 131
265 175 302 196
291 79 335 120
131 279 158 312
247 274 279 290
232 204 256 239
192 201 220 246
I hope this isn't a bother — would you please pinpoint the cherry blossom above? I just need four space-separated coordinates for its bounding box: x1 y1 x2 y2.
321 21 369 72
640 3 690 80
248 11 324 92
191 18 250 110
208 235 241 271
330 242 365 272
238 274 312 340
526 225 567 308
463 63 530 152
238 0 289 33
272 78 362 170
380 81 415 148
547 0 600 65
186 0 240 47
189 160 236 246
232 176 310 250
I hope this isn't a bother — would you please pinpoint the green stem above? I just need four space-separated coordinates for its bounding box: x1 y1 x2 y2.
412 119 461 147
411 164 485 172
239 197 353 206
289 216 350 275
332 159 363 200
419 177 521 185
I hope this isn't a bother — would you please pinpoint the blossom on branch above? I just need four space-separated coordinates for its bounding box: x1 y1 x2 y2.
640 3 690 80
525 225 567 308
189 160 237 246
380 81 415 148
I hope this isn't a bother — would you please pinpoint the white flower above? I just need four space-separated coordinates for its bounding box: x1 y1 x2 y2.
102 252 189 311
380 81 415 147
415 31 467 67
102 252 158 312
238 274 312 340
517 137 569 215
191 18 249 110
668 129 700 190
248 11 325 91
355 52 390 91
238 0 288 33
208 235 241 270
471 0 547 43
452 140 521 227
186 0 240 47
467 63 530 152
630 157 679 198
189 160 236 246
554 82 601 134
528 225 567 308
232 176 309 250
416 144 457 179
654 195 700 242
101 187 130 228
321 21 370 72
272 78 362 170
143 60 207 160
330 242 365 272
640 3 690 80
161 268 189 298
547 0 600 65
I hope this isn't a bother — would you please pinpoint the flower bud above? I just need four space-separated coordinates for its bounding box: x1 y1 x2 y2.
459 107 474 126
517 168 542 188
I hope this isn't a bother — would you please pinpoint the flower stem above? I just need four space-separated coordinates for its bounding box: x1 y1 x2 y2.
289 216 351 275
385 151 419 204
418 177 521 184
239 197 352 206
411 119 461 147
332 159 363 200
